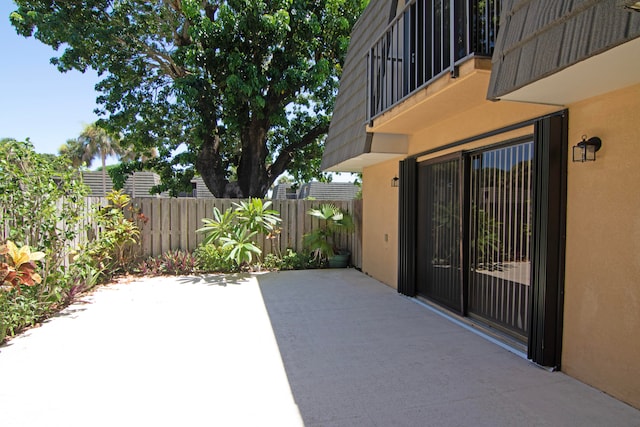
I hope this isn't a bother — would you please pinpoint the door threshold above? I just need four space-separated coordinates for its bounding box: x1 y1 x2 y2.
410 296 528 360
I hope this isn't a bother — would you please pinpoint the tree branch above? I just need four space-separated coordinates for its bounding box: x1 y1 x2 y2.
114 34 188 79
268 122 329 179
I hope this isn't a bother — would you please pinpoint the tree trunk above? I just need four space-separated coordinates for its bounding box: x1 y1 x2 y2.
196 134 244 198
237 119 271 198
196 117 323 199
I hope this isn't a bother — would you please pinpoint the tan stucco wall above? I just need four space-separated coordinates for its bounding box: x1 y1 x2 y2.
361 160 400 288
409 101 556 159
358 74 640 408
361 97 559 289
562 83 640 408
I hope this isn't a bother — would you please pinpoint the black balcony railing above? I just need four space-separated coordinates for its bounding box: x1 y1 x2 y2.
367 0 500 121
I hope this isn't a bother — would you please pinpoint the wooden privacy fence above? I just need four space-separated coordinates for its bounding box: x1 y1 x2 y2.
3 197 362 268
129 198 363 268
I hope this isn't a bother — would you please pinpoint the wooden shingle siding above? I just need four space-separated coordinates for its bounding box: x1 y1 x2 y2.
272 182 359 200
321 0 392 170
83 171 160 197
82 172 217 198
122 172 162 198
81 171 114 196
191 176 216 198
272 183 296 199
297 182 359 200
488 0 640 99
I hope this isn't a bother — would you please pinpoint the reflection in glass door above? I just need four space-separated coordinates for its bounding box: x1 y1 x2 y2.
468 141 534 341
416 157 461 312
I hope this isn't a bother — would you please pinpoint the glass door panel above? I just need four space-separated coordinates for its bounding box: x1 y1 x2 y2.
416 157 461 312
468 141 533 341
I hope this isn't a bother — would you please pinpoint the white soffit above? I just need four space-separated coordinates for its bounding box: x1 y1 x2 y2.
500 37 640 105
370 133 409 153
325 152 406 173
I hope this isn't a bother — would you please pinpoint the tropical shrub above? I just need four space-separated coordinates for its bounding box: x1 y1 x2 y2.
0 139 91 342
0 138 88 287
219 227 262 266
0 241 47 343
160 250 197 275
262 249 319 271
0 241 45 289
303 204 354 262
138 250 197 276
194 244 237 273
75 190 140 281
197 198 282 267
1 288 43 342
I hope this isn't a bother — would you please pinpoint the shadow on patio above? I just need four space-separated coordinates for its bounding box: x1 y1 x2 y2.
256 269 638 427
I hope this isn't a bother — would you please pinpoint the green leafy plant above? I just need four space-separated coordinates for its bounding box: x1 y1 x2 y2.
220 228 262 266
233 199 282 236
138 250 197 276
0 138 88 286
0 288 42 341
161 250 197 275
0 139 91 341
198 206 237 246
86 190 141 276
194 244 238 273
197 198 282 268
262 249 319 271
303 204 354 262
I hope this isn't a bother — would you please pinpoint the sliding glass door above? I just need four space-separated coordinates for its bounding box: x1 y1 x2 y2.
415 140 533 341
468 141 533 340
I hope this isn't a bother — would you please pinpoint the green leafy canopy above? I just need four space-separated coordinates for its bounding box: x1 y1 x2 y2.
10 0 368 197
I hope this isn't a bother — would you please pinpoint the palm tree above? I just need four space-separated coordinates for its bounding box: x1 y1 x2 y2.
58 138 87 168
60 123 158 195
77 123 124 195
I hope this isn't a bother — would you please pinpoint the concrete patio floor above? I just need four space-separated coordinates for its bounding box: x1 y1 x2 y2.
0 269 638 426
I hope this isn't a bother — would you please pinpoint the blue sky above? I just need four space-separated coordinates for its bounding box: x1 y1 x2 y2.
1 2 100 155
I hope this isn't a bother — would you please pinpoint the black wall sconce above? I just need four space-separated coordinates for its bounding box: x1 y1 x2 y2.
618 0 640 12
391 176 399 187
572 135 602 162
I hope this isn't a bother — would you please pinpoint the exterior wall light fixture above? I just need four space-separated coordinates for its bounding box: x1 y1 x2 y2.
391 176 399 187
572 135 602 162
618 0 640 12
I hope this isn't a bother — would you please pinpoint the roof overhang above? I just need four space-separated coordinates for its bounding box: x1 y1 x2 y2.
497 37 640 105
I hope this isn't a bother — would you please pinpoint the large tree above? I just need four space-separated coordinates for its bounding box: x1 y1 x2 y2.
10 0 366 197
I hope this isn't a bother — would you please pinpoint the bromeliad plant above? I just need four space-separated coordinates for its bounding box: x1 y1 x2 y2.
138 250 198 276
197 198 281 267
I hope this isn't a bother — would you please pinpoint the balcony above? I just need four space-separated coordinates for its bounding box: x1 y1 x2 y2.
367 0 500 121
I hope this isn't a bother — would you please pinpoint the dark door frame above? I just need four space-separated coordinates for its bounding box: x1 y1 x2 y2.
397 110 568 368
415 153 464 314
